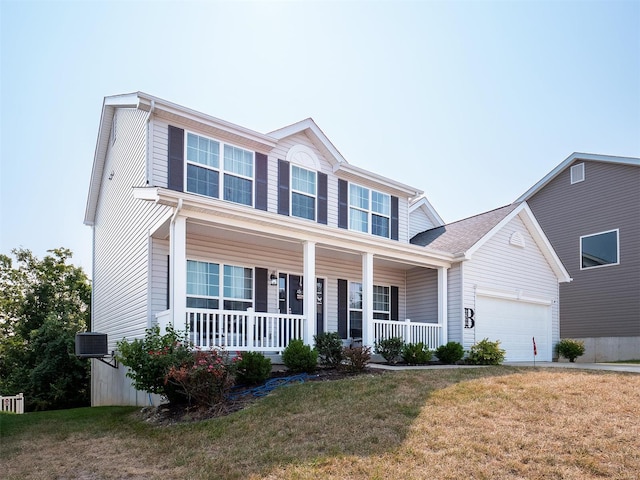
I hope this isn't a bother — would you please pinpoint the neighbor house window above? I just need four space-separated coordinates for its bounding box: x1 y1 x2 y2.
187 260 219 309
186 132 254 206
570 163 585 184
349 184 390 238
580 229 619 269
291 165 317 220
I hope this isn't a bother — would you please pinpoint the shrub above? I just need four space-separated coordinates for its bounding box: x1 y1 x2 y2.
467 338 506 365
556 339 586 363
341 346 372 372
235 351 272 385
314 332 344 367
282 339 318 373
435 341 465 364
165 349 238 407
116 324 193 404
401 342 432 365
374 337 404 365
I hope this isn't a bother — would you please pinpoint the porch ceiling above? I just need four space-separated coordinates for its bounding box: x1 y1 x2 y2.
138 188 454 269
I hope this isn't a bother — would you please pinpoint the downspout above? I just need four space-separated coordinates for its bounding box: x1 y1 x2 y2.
145 100 156 185
169 198 184 328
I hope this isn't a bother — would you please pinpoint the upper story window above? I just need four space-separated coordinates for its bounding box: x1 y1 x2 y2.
580 229 619 269
185 132 254 206
291 165 317 220
349 184 391 238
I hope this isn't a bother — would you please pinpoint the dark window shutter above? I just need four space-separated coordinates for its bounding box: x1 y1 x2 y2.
391 195 399 240
255 267 268 312
338 279 348 338
166 255 171 310
255 153 268 211
168 125 184 191
317 172 327 225
391 286 399 321
338 179 348 229
278 159 290 216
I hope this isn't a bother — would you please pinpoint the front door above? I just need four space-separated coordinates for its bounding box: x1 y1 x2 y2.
279 273 325 336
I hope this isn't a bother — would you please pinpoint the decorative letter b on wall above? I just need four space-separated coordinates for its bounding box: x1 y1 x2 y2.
464 308 475 329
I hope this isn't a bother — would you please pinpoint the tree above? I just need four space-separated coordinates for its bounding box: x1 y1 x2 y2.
0 248 91 411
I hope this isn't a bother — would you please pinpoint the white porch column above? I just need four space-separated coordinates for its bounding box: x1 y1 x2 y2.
170 214 187 332
362 252 374 347
437 266 448 346
303 241 316 346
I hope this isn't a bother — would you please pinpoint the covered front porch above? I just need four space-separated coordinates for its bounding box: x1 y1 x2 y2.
145 193 453 355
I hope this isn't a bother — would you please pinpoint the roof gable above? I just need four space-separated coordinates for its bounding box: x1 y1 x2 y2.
409 196 445 227
411 202 571 282
516 152 640 203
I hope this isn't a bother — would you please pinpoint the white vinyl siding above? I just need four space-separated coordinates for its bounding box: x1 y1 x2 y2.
92 108 171 406
151 119 169 187
406 267 438 323
447 263 463 344
409 207 440 238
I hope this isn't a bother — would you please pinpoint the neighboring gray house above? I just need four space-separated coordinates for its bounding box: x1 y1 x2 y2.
516 153 640 362
84 92 569 406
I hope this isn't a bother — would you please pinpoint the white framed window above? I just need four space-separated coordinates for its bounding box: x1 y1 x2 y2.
373 285 390 320
187 260 220 309
349 282 363 339
185 132 254 206
349 184 391 238
571 163 585 184
580 229 619 269
291 165 317 220
186 260 253 310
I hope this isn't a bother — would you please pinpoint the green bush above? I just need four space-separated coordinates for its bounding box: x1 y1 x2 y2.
314 332 344 367
165 349 238 406
374 337 404 365
435 341 465 364
467 338 506 365
556 339 586 363
401 342 432 365
282 339 318 373
341 346 371 372
235 351 272 384
116 324 193 403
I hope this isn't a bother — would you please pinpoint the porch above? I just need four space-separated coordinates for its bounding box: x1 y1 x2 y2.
156 308 444 353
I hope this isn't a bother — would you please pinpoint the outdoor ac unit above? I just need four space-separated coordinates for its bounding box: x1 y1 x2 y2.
75 332 109 358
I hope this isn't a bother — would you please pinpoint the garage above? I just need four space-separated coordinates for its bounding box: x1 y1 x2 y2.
476 294 552 362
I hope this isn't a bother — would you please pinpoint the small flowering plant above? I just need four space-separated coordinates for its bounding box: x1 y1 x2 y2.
166 349 241 407
116 324 192 404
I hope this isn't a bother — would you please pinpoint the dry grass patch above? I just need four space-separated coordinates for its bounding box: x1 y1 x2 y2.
2 367 639 479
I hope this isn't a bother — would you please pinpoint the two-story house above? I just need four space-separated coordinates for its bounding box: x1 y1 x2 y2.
516 153 640 362
85 92 569 406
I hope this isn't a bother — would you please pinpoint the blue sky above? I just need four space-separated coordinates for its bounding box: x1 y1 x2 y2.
1 0 639 277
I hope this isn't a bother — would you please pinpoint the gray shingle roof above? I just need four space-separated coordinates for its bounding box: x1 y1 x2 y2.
411 203 521 254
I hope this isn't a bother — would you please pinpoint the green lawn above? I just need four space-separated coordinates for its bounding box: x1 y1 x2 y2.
2 366 639 479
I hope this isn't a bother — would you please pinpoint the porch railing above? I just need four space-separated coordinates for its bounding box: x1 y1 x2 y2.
156 310 442 353
178 308 304 353
373 319 442 350
1 393 24 414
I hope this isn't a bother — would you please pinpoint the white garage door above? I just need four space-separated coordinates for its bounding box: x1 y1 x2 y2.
476 295 552 362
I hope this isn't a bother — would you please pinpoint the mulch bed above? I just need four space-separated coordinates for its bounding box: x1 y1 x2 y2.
137 366 383 425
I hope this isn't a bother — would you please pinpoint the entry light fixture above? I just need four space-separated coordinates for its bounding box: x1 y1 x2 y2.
270 271 278 286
